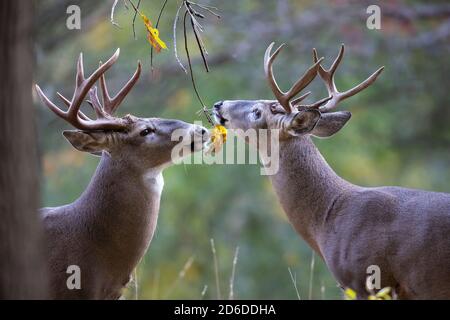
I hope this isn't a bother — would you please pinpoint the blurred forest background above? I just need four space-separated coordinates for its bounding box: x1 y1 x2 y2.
34 0 450 299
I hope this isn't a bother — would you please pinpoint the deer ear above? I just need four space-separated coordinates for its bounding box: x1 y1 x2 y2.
311 111 351 138
63 130 109 156
286 109 321 136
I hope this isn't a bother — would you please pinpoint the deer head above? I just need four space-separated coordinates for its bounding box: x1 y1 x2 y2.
213 42 384 142
36 49 209 171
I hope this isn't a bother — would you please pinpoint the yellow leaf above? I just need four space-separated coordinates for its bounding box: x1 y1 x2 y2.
212 125 227 142
139 12 167 52
375 287 392 300
206 125 227 155
344 288 357 300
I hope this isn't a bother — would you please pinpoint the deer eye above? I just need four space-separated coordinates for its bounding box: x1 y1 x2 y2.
140 128 155 136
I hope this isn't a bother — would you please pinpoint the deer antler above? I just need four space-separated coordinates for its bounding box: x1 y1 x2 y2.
264 42 324 114
313 44 384 113
98 60 141 115
35 49 141 131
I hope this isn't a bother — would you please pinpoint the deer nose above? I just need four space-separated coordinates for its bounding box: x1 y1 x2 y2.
213 101 223 110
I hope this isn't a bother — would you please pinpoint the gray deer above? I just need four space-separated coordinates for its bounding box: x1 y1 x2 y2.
35 49 209 299
213 42 450 299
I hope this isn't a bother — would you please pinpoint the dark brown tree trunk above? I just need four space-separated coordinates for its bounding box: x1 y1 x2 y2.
0 0 48 299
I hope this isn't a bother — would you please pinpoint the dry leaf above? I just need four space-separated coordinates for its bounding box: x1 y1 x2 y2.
140 13 167 52
206 125 227 155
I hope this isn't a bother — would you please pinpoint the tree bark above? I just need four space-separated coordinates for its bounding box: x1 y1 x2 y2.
0 0 48 299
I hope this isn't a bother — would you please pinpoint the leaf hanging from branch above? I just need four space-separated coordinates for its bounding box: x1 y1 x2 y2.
124 0 168 53
140 12 168 52
110 0 221 125
151 0 169 71
174 0 220 124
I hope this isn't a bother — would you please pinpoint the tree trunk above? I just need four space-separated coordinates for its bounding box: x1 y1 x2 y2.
0 0 48 299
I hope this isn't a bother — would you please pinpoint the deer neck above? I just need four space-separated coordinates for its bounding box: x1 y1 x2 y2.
266 136 355 254
73 153 163 274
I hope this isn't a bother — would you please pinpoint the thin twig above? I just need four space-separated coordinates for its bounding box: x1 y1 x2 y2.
308 252 316 300
125 0 140 13
128 0 141 39
228 246 239 300
288 267 301 300
186 2 205 31
156 0 169 28
173 1 188 73
173 0 219 124
194 22 208 55
190 1 220 12
210 238 221 299
321 280 325 300
151 0 169 72
183 10 214 124
188 10 209 72
164 255 195 298
133 268 139 300
190 2 221 18
185 0 220 123
201 285 208 299
110 0 122 28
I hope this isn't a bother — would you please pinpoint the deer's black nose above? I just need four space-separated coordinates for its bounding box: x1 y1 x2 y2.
213 101 223 109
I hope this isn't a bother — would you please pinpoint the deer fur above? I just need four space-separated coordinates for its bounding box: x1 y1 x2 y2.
214 41 450 299
215 97 450 299
35 50 209 299
40 118 208 299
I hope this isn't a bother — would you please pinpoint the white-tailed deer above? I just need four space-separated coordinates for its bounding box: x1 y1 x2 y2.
213 43 450 299
36 49 209 299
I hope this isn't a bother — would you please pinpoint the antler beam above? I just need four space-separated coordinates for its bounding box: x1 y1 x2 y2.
35 49 141 131
264 42 324 114
313 44 384 113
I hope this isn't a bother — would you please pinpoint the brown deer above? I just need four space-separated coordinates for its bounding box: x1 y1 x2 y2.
213 42 450 299
35 49 209 299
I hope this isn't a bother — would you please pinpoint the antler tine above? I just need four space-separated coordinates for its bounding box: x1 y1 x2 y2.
264 42 289 112
66 48 120 120
56 92 71 107
296 95 333 111
76 53 85 87
340 66 385 101
292 91 311 105
87 87 108 119
313 44 384 113
56 92 91 121
35 84 67 119
264 42 323 114
313 44 344 87
99 61 142 115
287 56 323 101
312 44 343 97
35 49 131 131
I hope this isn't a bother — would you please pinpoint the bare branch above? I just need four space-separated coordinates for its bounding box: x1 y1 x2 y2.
173 1 188 73
132 0 141 39
151 0 169 72
110 0 122 28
